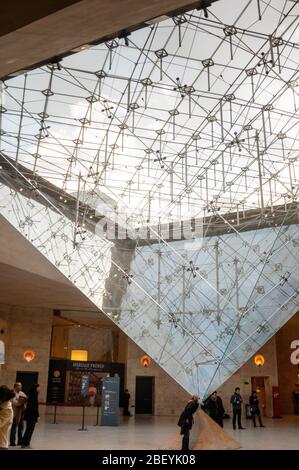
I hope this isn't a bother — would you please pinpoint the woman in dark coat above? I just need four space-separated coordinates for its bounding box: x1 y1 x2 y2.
206 391 225 428
21 384 40 448
178 395 199 451
249 391 264 428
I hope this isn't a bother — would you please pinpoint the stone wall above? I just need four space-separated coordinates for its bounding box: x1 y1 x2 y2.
0 304 52 402
126 336 279 417
67 325 113 362
126 340 189 416
51 321 128 363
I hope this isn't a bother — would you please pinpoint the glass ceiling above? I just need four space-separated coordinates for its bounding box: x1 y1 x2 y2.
1 0 299 397
1 0 299 227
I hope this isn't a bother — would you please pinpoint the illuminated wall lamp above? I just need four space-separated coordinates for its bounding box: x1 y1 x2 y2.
140 355 152 368
23 349 36 362
71 349 88 361
254 354 265 368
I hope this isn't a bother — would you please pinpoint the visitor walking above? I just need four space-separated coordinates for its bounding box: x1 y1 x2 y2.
10 382 27 446
249 391 265 428
0 385 15 450
21 384 40 449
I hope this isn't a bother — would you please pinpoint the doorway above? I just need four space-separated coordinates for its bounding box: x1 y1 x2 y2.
135 376 154 414
16 371 39 396
251 376 266 416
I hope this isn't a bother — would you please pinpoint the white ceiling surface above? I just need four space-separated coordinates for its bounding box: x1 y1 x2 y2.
1 0 299 396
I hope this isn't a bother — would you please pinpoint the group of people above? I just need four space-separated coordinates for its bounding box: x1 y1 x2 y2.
0 382 40 450
229 387 265 430
178 388 265 450
2 380 265 451
204 387 264 430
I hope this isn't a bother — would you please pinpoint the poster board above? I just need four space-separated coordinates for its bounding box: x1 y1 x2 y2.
101 376 120 426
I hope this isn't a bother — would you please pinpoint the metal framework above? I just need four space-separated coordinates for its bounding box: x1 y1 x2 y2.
1 0 299 396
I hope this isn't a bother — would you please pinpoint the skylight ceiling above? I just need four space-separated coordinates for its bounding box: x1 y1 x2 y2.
1 0 299 226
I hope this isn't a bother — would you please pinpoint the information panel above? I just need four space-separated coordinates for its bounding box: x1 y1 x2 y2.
101 376 120 426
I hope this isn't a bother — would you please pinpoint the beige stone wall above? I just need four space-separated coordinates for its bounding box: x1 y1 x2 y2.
217 337 278 417
126 340 189 416
0 304 52 402
67 325 113 362
125 336 279 417
51 321 128 363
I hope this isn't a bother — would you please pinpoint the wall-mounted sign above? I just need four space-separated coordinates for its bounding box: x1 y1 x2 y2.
23 349 36 362
70 361 106 371
47 360 67 404
290 340 299 365
0 340 4 364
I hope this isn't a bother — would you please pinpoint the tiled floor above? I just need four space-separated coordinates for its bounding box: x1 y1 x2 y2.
225 415 299 450
9 415 299 450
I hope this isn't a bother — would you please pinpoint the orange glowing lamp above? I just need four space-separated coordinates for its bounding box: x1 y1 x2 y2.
140 355 152 368
254 354 265 367
23 349 36 362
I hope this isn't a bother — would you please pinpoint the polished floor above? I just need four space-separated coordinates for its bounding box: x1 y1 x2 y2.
9 414 299 450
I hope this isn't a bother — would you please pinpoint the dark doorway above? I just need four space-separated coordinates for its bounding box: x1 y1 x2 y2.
16 371 39 396
135 376 154 414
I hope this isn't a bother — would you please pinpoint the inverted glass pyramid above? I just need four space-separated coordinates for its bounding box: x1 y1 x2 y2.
1 0 299 396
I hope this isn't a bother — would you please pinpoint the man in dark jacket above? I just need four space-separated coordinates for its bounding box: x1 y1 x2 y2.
249 391 264 427
206 391 225 428
21 384 40 448
178 395 199 451
230 387 245 430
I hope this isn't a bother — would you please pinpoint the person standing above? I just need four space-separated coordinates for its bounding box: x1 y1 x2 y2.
230 387 245 430
123 389 131 416
206 391 225 428
0 385 15 450
178 395 199 451
21 384 40 449
10 382 27 446
249 391 265 428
